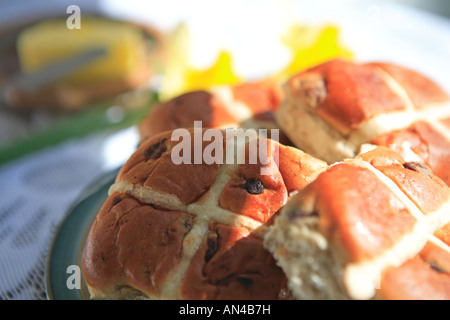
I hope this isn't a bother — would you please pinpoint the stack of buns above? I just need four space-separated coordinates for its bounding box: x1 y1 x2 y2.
82 59 450 300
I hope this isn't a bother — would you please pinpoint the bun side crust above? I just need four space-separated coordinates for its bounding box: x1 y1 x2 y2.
180 223 288 300
370 120 450 186
367 62 450 108
378 223 450 300
138 80 288 144
81 192 194 299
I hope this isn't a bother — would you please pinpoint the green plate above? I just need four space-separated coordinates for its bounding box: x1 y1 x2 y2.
45 169 119 300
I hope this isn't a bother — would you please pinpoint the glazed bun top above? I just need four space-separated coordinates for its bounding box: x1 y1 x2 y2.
284 59 449 134
138 80 284 142
81 127 327 300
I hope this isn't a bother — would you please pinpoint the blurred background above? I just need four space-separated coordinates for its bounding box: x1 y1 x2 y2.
0 0 449 155
393 0 450 17
0 0 449 300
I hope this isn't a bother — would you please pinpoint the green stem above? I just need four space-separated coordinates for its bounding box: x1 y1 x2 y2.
0 93 157 166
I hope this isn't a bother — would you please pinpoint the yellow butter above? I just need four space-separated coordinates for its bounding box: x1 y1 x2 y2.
16 17 149 85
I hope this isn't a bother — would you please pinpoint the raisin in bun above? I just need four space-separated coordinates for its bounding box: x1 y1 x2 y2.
81 128 327 299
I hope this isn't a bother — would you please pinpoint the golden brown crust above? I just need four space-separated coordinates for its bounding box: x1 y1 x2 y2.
285 59 407 133
117 130 222 205
218 161 288 223
180 223 287 300
278 59 450 166
138 80 285 143
378 253 450 300
264 146 450 300
230 79 283 114
434 222 450 246
82 128 326 299
138 91 237 141
367 62 450 108
297 161 417 262
276 144 328 193
357 146 450 213
84 57 450 300
441 117 450 128
285 60 449 133
370 120 450 186
271 58 450 299
378 223 450 300
81 192 194 299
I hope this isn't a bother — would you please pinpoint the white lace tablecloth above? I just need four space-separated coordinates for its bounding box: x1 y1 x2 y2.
0 127 139 300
